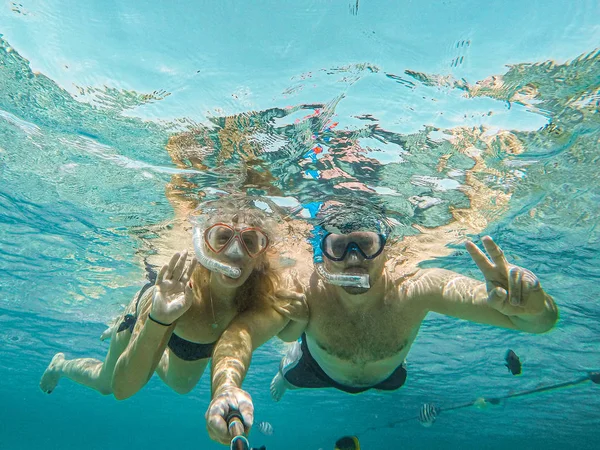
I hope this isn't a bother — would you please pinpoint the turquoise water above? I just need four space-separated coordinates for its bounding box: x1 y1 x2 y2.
1 1 599 449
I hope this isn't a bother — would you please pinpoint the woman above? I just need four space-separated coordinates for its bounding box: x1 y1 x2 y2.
40 198 287 399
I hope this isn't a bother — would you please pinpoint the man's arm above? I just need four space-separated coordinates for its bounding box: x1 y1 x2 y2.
413 237 559 334
411 268 557 333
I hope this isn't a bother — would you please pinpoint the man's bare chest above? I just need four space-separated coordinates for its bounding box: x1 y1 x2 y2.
307 299 420 363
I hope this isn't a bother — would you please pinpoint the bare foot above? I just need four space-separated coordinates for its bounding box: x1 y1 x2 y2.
99 324 115 341
40 353 65 394
269 371 289 402
270 341 302 401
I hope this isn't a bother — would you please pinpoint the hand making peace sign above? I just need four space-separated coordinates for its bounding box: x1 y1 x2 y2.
465 236 546 317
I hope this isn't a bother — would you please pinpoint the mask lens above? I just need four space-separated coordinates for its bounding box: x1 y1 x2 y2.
354 233 382 257
205 225 234 252
323 234 349 260
240 229 269 257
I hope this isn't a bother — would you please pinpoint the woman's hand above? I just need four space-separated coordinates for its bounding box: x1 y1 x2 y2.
150 251 197 324
206 387 254 445
273 277 309 323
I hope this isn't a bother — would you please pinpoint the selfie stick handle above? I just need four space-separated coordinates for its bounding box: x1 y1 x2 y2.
227 411 249 450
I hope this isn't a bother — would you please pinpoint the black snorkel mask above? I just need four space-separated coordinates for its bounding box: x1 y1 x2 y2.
311 214 391 289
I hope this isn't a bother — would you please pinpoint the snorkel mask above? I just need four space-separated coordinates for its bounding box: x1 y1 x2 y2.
311 227 374 289
311 206 392 289
191 199 273 279
193 227 242 279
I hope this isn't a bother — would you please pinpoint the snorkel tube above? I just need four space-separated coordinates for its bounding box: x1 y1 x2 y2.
192 227 242 279
311 226 370 289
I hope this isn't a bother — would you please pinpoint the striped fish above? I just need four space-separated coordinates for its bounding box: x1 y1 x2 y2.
418 403 439 427
256 421 274 436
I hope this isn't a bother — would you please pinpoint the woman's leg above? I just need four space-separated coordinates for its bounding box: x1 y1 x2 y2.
40 328 132 395
40 295 142 395
155 349 209 395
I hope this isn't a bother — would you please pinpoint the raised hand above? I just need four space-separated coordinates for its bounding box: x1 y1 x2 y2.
465 236 546 317
150 251 197 325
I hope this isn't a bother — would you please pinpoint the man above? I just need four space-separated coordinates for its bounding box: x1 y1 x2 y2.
204 213 558 445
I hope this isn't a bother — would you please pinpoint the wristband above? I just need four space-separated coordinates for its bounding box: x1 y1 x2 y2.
148 314 173 327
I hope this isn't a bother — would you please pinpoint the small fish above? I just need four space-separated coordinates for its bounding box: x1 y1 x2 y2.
251 447 266 450
418 403 440 427
256 421 274 436
334 436 361 450
505 349 522 375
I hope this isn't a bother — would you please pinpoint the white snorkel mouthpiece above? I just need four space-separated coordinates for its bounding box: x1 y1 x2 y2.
193 227 242 279
315 263 370 289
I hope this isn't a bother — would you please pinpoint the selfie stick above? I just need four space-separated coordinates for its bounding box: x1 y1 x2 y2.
227 411 250 450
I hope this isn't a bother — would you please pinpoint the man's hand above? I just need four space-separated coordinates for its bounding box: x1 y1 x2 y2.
151 251 197 324
466 236 546 317
206 387 254 445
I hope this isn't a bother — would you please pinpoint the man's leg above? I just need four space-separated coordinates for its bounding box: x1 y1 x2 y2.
270 340 305 401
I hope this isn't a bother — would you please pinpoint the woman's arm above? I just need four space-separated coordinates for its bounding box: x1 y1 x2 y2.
112 251 196 399
211 305 289 396
206 305 288 445
111 293 176 400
